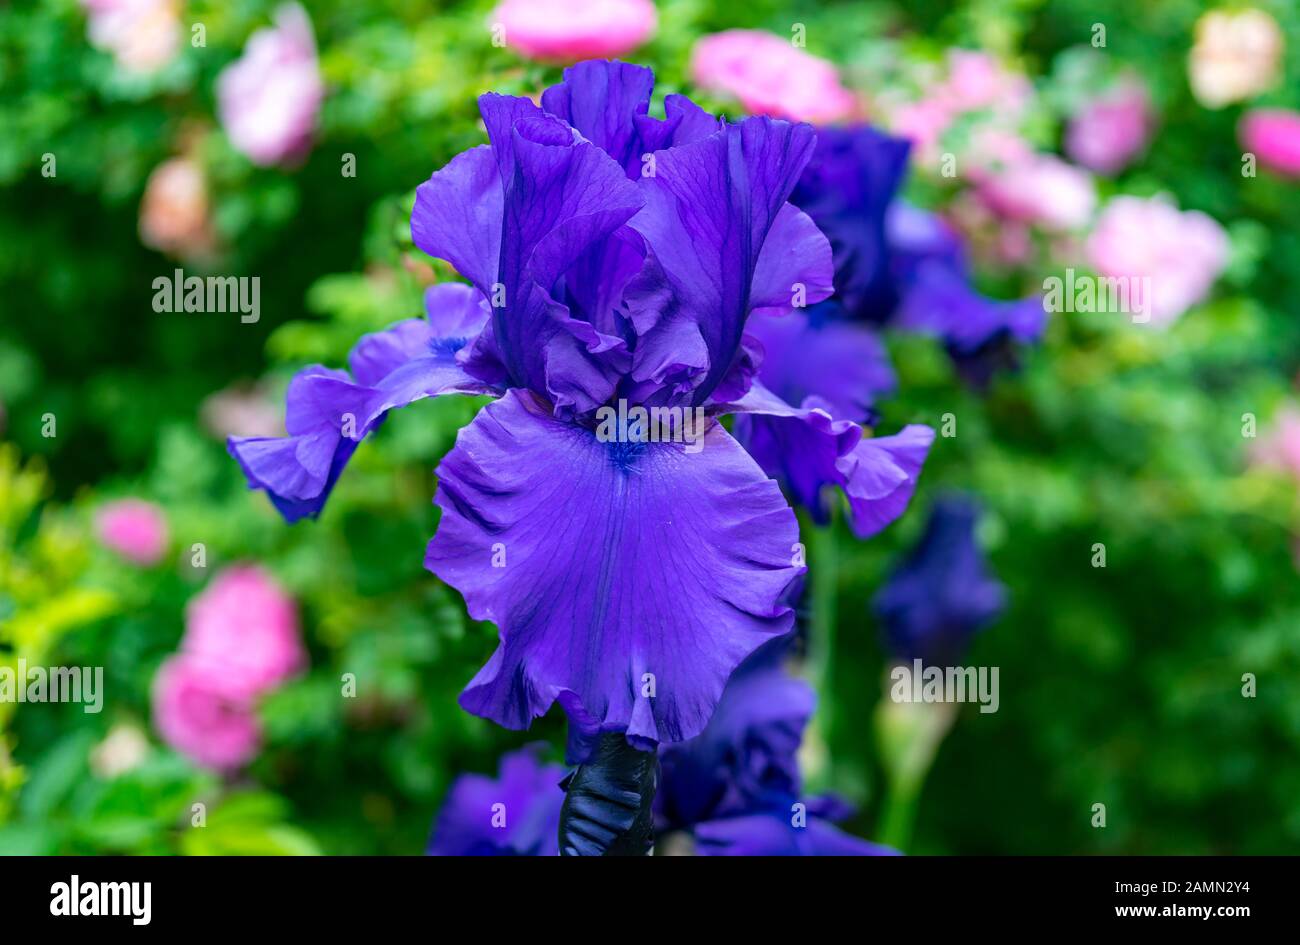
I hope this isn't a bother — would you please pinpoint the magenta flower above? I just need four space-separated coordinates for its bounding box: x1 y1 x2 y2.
1240 108 1300 178
183 565 305 700
231 62 930 754
95 498 169 566
217 3 324 167
1065 80 1153 175
153 654 262 771
1085 195 1229 326
490 0 656 62
690 30 856 124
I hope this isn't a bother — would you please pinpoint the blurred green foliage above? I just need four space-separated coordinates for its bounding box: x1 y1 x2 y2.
1 0 1298 854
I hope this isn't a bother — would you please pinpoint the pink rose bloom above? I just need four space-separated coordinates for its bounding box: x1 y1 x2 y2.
217 4 324 167
891 97 954 163
977 153 1096 232
1240 108 1300 178
81 0 181 75
153 655 261 771
491 0 656 61
936 49 1032 118
183 565 305 699
690 30 856 124
139 157 214 259
1250 406 1300 480
1065 81 1153 175
1085 195 1229 326
95 499 169 566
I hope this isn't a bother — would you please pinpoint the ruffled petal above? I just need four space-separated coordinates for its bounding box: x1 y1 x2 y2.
230 293 494 523
729 383 932 534
836 424 936 539
426 389 803 748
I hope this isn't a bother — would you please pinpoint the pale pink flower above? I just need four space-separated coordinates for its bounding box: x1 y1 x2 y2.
891 97 954 163
1250 406 1300 480
977 153 1096 232
936 49 1031 118
217 4 324 167
183 565 305 700
1085 195 1230 326
1240 108 1300 178
95 499 169 566
153 655 261 771
491 0 657 61
81 0 181 75
139 157 214 259
1188 8 1283 108
200 385 285 439
1065 80 1153 175
690 30 857 124
90 723 151 779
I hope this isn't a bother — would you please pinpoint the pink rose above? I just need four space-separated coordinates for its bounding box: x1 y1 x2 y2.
690 30 857 124
153 654 261 771
95 499 169 566
936 49 1031 117
139 157 214 260
491 0 656 61
1240 108 1300 178
217 3 323 167
1085 195 1229 326
977 153 1096 232
183 565 305 700
1065 80 1153 175
81 0 181 75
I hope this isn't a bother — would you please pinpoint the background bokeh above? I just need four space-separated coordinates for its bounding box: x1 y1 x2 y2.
2 0 1299 855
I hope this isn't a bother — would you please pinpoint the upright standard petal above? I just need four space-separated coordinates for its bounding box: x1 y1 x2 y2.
426 389 804 749
629 116 819 405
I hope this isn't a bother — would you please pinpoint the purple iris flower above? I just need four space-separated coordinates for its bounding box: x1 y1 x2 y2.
230 60 930 755
426 744 565 856
789 124 1046 385
874 496 1007 666
657 641 898 856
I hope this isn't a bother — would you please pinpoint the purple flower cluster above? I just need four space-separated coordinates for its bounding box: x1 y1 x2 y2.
230 61 933 761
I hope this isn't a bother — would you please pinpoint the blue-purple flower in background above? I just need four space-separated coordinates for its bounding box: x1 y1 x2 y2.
657 640 898 856
426 744 565 856
230 61 931 757
788 124 1046 389
874 496 1007 666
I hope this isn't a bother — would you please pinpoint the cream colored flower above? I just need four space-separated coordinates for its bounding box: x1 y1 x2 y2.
1188 8 1284 108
